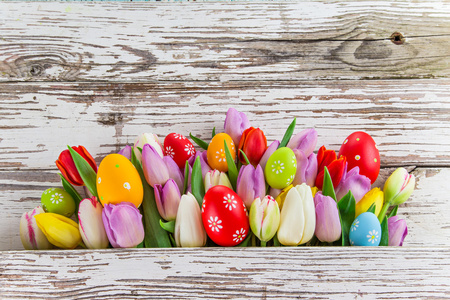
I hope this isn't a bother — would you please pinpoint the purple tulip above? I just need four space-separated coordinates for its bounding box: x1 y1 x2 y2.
258 140 280 171
292 150 318 187
188 150 211 179
335 164 371 203
287 128 318 157
102 202 144 248
163 156 184 193
142 144 170 187
314 192 341 242
236 164 265 208
154 179 181 221
118 145 132 160
388 216 408 246
224 107 251 146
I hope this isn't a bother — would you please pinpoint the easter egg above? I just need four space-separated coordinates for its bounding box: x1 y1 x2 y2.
164 133 196 168
202 185 249 246
41 188 76 217
349 212 382 246
97 153 144 208
207 133 236 172
264 147 297 190
338 131 380 184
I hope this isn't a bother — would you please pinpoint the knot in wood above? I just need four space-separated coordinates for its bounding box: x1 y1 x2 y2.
29 64 43 76
390 32 405 45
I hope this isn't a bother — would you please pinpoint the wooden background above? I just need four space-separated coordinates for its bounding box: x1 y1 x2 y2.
1 1 450 298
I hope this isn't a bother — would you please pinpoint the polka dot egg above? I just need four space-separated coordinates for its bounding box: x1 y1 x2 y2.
41 188 76 217
264 147 297 190
349 212 382 246
97 153 144 208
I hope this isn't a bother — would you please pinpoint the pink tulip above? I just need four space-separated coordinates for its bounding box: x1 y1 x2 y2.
314 192 341 242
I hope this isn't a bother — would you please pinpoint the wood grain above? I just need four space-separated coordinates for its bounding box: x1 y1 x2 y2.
0 1 449 82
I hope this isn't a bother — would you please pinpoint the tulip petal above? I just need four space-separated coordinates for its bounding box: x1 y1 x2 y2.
287 128 318 157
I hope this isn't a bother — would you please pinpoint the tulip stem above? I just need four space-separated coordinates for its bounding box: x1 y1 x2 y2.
378 202 390 223
260 241 267 247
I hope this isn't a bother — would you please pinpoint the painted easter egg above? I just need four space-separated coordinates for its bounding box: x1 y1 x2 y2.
163 133 196 168
97 153 144 208
349 212 382 246
264 147 297 190
202 185 249 246
338 131 380 184
41 188 76 217
207 133 236 172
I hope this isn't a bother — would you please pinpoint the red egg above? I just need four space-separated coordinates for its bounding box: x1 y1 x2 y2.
163 133 196 168
202 185 249 247
338 131 380 184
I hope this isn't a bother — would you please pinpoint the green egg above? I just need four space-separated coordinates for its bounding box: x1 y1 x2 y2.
264 147 297 190
41 188 76 217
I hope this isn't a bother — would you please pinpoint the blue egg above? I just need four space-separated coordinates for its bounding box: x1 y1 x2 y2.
349 212 382 246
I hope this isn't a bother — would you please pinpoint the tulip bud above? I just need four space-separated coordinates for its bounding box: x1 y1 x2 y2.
236 164 266 209
118 145 132 160
314 192 341 242
355 187 384 217
20 206 53 250
142 144 170 187
315 154 346 190
56 145 97 186
258 140 280 171
383 168 415 206
134 133 163 162
335 165 371 203
388 216 408 246
204 170 232 192
188 150 212 179
249 196 280 242
174 192 207 247
277 184 316 246
287 128 318 157
274 184 293 210
224 107 251 146
238 127 267 166
78 197 109 249
102 202 144 248
292 150 317 187
163 156 184 192
154 179 181 221
34 213 81 249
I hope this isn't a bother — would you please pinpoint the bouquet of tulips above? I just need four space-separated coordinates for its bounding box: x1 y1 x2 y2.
20 108 414 250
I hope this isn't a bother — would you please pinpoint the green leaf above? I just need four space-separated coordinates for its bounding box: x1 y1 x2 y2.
224 141 238 190
388 205 398 218
278 118 296 148
367 203 377 214
136 240 144 248
58 173 83 221
380 216 389 246
212 127 216 138
237 232 253 247
159 219 175 233
183 160 189 195
189 133 209 150
191 156 205 207
338 190 356 246
239 149 251 165
131 150 172 248
137 147 143 154
67 146 98 198
322 166 337 202
169 234 177 247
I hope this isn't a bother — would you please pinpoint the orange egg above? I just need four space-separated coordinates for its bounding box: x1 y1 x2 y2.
207 133 236 172
96 154 143 208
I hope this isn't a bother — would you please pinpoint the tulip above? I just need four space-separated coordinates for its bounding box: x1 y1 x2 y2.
314 192 341 242
174 192 207 247
204 170 233 192
355 187 384 217
238 127 267 166
118 145 132 160
335 164 371 203
56 145 97 186
236 164 266 209
134 133 163 162
34 213 81 249
20 206 53 250
277 184 316 246
315 147 346 190
78 197 109 249
274 184 293 210
188 150 212 179
292 150 317 187
102 202 145 248
249 195 280 244
163 156 184 192
142 144 170 187
224 107 251 146
287 128 318 157
258 141 279 171
154 179 181 221
316 145 337 173
388 216 408 246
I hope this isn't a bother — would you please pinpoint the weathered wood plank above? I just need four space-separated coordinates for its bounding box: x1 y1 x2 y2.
1 1 449 81
1 247 449 299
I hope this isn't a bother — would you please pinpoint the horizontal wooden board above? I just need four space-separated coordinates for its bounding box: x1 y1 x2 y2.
1 1 450 82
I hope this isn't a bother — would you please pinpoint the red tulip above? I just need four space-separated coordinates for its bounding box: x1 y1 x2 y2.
315 146 346 190
56 146 97 186
238 127 267 166
316 146 337 172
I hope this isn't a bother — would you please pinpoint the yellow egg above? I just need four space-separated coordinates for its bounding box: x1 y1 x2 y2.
207 133 236 172
97 154 143 208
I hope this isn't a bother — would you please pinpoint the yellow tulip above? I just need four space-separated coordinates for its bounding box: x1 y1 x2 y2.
275 184 293 210
34 213 81 249
355 187 384 217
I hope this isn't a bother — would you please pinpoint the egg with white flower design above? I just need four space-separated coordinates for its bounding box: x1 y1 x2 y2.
349 212 382 246
207 133 236 172
264 147 297 190
163 133 196 168
41 188 75 217
202 185 249 246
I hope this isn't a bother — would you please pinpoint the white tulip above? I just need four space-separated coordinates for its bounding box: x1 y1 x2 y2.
174 192 207 247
